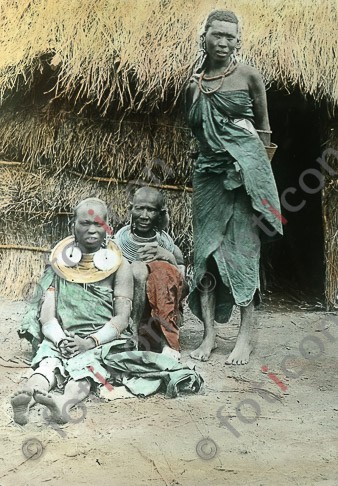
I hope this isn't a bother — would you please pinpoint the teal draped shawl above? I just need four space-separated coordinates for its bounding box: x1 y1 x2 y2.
188 89 283 322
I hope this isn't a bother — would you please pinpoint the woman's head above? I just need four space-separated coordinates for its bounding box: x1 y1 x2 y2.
73 197 109 253
200 10 241 67
204 10 239 32
130 187 168 237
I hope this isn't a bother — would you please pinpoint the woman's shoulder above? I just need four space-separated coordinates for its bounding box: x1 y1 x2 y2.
236 62 263 80
157 230 175 252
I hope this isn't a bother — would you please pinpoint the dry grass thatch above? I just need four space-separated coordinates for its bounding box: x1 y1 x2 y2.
0 0 336 303
0 109 195 183
0 0 337 114
0 166 191 226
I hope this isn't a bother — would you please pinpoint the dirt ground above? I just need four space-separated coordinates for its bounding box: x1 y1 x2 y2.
0 294 337 486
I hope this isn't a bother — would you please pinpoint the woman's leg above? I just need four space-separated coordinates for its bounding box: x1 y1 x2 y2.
190 272 217 361
35 378 90 424
11 360 56 425
226 300 254 365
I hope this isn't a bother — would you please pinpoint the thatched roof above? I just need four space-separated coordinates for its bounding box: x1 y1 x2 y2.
0 0 337 114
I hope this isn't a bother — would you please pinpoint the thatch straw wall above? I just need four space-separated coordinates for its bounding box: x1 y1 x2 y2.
0 0 337 302
0 109 194 182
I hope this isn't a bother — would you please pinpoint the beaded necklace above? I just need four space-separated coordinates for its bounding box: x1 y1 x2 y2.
115 226 175 263
198 57 238 94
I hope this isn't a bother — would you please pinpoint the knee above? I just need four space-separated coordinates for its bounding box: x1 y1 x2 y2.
131 261 148 284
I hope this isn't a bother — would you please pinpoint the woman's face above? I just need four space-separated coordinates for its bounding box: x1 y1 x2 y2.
205 20 239 64
131 191 160 238
74 201 107 253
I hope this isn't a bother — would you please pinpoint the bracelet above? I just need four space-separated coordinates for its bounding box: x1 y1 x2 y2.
41 317 67 347
111 322 122 338
57 338 67 349
87 335 100 347
256 129 272 134
114 296 132 304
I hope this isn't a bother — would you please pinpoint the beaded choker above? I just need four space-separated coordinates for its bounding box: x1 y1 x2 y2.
116 230 157 262
198 58 238 94
115 226 175 263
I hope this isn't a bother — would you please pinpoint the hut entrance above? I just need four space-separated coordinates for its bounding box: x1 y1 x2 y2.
264 85 325 301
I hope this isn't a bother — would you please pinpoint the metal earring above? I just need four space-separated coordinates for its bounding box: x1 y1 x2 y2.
201 33 206 54
93 247 118 271
58 239 82 267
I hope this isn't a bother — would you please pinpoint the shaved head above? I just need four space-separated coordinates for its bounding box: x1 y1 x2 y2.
132 187 165 210
74 197 108 221
204 10 239 32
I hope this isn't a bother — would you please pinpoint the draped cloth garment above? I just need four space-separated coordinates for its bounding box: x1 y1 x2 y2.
187 88 283 323
20 266 133 385
19 265 202 396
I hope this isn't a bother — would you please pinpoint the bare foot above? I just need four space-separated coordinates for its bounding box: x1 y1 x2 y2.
11 390 33 425
190 333 217 361
162 345 181 361
34 390 67 424
225 339 252 365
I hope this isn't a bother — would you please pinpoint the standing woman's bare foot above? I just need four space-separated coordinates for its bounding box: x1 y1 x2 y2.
11 390 33 425
225 337 252 365
34 390 67 424
225 302 254 365
190 330 217 361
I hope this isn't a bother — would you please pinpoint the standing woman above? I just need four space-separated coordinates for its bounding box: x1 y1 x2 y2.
186 10 282 364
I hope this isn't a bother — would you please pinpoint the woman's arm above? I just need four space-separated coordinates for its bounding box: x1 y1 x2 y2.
173 245 186 277
88 258 133 347
248 67 271 147
185 77 200 113
39 288 68 348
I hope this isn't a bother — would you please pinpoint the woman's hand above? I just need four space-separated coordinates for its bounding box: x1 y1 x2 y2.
137 243 176 264
58 339 73 358
60 331 95 357
155 246 176 264
137 243 158 262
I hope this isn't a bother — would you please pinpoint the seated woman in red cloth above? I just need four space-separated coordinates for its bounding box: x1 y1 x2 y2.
115 187 186 361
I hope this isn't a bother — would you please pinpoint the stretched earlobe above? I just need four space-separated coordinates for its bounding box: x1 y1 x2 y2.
130 215 136 234
202 34 206 51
